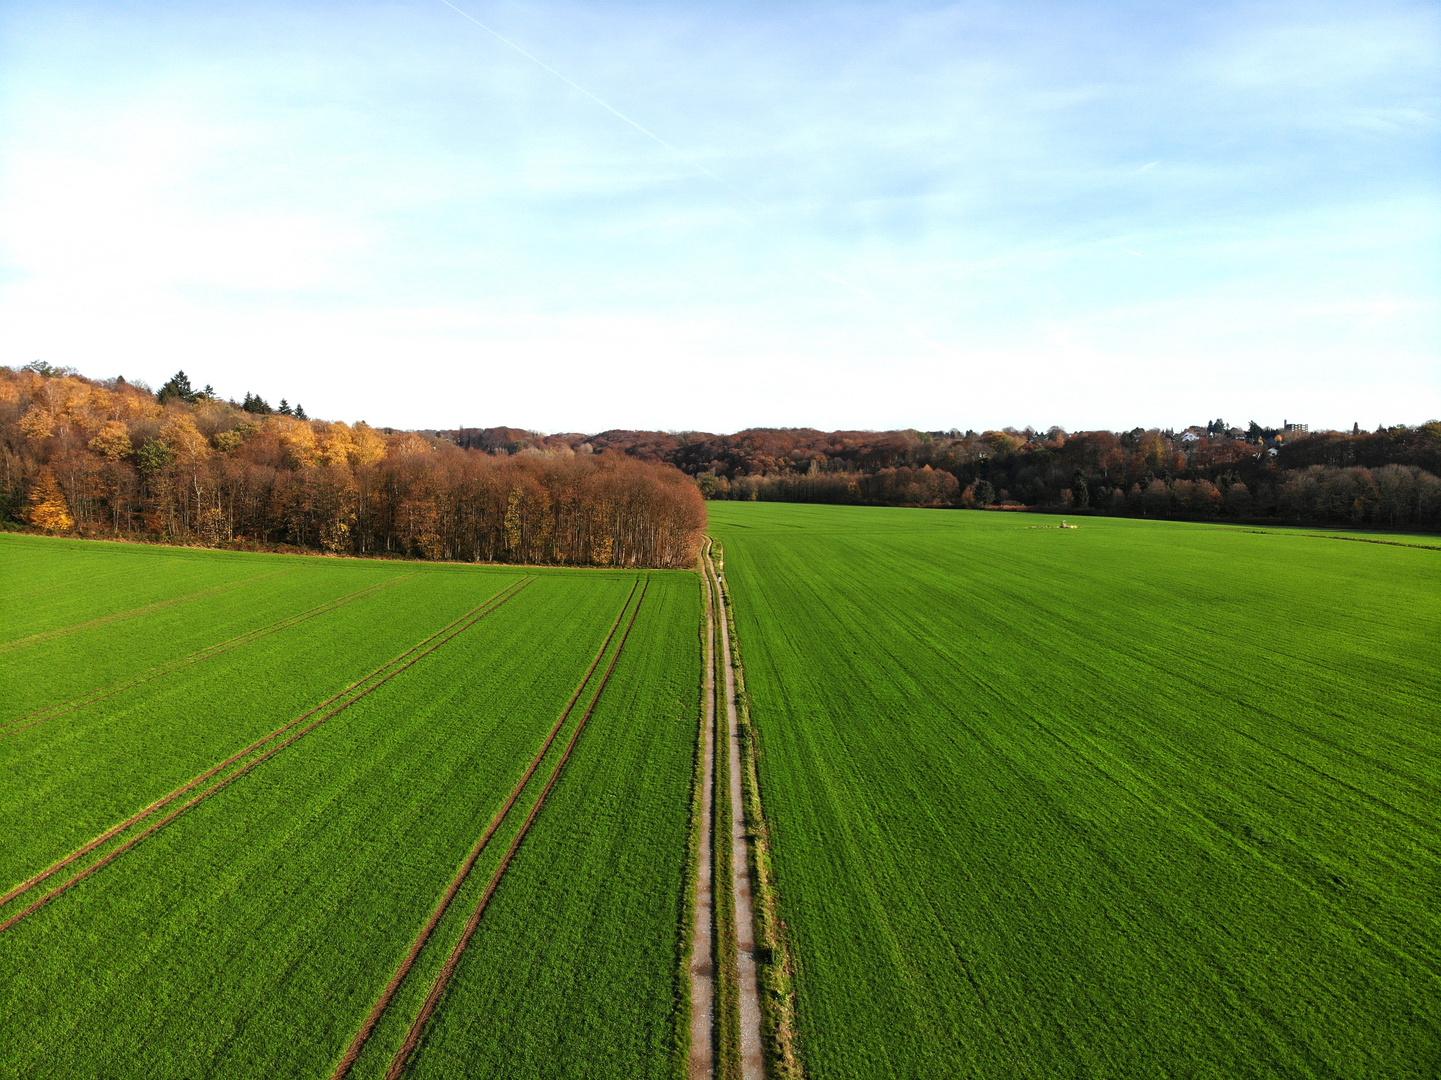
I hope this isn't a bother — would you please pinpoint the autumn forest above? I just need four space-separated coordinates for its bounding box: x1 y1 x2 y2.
4 362 1439 570
1 365 707 567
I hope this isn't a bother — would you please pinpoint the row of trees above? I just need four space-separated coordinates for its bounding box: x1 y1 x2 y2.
515 422 1439 531
710 465 960 507
1035 465 1441 529
9 361 1436 543
3 366 705 567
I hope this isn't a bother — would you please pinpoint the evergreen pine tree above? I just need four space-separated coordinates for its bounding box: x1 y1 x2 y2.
157 371 196 404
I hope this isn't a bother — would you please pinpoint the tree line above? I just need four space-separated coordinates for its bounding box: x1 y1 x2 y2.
8 360 1435 544
450 421 1441 531
3 365 705 568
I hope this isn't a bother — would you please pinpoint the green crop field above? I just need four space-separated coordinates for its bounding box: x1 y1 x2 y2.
6 508 1438 1080
0 533 700 1080
709 503 1441 1080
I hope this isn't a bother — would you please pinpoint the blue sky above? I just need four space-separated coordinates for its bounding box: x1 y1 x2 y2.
1 1 1436 432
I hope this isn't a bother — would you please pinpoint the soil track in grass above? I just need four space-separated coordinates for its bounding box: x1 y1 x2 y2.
384 579 650 1080
0 578 533 931
710 539 801 1080
690 544 719 1080
330 578 641 1080
0 573 419 736
703 540 766 1080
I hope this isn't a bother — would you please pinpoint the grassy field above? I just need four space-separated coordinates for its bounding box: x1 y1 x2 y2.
709 503 1441 1080
0 533 700 1079
7 510 1437 1079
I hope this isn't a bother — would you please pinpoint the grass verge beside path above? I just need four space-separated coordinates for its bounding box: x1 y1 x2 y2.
684 548 716 1080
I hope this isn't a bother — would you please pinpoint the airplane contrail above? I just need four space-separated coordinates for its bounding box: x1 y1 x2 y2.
436 0 759 213
435 0 964 360
820 272 877 302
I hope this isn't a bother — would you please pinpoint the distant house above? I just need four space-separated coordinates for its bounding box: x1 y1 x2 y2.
1283 420 1309 434
1179 431 1201 444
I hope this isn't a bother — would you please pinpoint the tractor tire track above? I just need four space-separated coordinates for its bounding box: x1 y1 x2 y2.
1 574 419 736
329 578 642 1080
383 578 651 1080
0 578 534 930
0 569 294 654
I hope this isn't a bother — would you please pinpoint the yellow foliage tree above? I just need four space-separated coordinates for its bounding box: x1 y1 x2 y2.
50 378 94 436
160 416 211 463
315 421 356 467
350 423 387 467
213 430 244 454
392 433 431 457
272 417 318 468
28 471 74 532
18 406 55 440
89 420 133 460
113 387 162 421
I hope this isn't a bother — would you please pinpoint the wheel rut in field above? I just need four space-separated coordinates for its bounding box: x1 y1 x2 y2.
378 578 650 1080
1 573 420 736
0 577 534 933
330 577 643 1080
